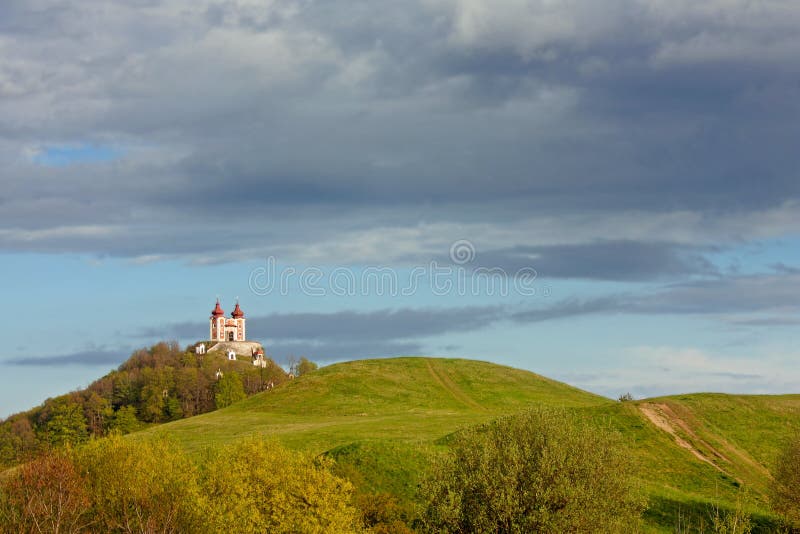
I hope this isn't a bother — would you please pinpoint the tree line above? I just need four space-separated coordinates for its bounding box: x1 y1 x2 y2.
0 341 314 468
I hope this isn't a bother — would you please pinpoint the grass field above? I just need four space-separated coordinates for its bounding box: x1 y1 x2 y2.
137 356 800 532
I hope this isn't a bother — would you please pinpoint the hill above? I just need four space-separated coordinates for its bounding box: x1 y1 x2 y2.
0 341 289 468
136 357 800 532
139 357 607 452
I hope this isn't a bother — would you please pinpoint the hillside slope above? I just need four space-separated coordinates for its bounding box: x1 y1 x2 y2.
138 357 800 532
632 394 800 526
141 357 609 452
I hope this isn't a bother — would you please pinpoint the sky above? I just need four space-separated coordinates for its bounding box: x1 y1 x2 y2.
2 0 800 418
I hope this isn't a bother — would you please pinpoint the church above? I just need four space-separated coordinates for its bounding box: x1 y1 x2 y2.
209 299 246 342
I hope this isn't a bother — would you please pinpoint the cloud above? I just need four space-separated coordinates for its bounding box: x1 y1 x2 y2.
469 240 718 281
0 0 799 264
514 272 800 322
724 316 800 327
147 305 502 340
140 305 503 363
772 263 800 275
557 344 800 399
5 348 129 367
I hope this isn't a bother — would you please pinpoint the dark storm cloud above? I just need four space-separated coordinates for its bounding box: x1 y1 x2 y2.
5 349 128 367
469 241 717 281
2 0 800 259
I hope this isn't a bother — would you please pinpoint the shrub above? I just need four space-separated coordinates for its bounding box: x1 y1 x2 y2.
201 436 362 533
710 499 753 534
0 451 92 533
356 492 414 533
773 434 800 529
72 434 205 533
420 407 646 533
0 434 363 533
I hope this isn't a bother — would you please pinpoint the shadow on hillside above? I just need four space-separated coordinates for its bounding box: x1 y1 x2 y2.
644 495 781 533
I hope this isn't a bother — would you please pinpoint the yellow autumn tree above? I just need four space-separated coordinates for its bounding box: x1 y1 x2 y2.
72 434 206 533
201 436 362 533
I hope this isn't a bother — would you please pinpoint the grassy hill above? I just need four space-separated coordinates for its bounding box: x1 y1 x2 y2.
140 357 607 452
137 357 800 532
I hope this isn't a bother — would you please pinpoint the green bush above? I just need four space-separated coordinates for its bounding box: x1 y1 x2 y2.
773 434 800 529
420 407 646 533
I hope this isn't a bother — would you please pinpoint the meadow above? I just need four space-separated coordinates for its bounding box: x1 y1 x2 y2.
137 357 800 532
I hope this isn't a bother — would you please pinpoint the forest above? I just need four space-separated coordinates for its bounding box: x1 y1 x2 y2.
0 341 312 467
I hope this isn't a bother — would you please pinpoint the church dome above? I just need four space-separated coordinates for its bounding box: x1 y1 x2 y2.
211 300 225 318
232 302 245 318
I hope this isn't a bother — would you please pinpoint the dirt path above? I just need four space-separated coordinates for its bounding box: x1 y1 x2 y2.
426 360 485 412
638 403 727 471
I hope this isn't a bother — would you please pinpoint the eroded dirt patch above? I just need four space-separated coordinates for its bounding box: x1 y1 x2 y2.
638 403 725 471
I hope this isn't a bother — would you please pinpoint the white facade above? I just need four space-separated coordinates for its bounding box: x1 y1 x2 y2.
209 300 246 342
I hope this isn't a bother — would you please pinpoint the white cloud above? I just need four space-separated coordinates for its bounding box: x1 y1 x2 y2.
563 344 800 398
0 225 120 242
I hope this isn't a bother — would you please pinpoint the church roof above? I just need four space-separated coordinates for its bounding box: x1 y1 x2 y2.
211 299 225 317
232 302 245 318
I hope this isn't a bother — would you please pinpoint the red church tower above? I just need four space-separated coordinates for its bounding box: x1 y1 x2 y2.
209 299 246 342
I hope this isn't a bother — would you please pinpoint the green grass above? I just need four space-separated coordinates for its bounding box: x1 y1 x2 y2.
136 356 800 532
141 357 608 453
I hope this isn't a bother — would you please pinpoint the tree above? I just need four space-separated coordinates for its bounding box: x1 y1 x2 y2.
0 451 92 533
72 434 204 533
164 396 184 420
139 382 166 422
40 399 89 448
111 371 136 409
138 366 175 422
773 433 800 528
106 405 141 435
214 373 246 409
0 417 38 467
297 357 319 376
83 391 113 435
201 437 361 533
420 407 646 533
175 366 202 416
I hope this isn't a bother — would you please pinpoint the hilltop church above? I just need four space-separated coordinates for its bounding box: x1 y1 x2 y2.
209 299 246 342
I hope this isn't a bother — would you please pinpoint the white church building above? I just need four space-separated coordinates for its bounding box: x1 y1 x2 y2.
209 299 246 342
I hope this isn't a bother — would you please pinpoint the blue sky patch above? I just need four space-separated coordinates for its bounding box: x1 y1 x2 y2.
32 143 122 166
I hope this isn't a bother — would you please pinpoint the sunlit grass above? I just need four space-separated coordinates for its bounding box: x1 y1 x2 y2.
135 356 800 532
